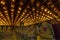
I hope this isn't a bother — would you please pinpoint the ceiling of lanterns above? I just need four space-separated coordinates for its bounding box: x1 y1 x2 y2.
0 0 60 26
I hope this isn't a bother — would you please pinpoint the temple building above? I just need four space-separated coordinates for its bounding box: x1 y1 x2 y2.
0 0 60 40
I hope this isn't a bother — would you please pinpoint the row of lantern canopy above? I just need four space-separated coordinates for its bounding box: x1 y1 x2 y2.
0 0 59 26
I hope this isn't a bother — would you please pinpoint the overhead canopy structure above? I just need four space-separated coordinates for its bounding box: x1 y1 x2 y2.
0 0 60 26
